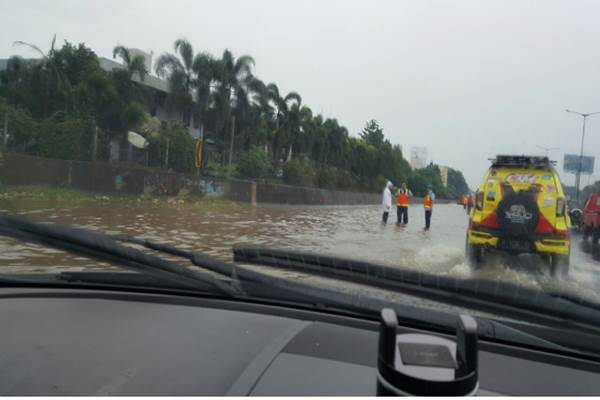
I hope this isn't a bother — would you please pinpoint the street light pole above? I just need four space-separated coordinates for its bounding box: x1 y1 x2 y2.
566 109 600 202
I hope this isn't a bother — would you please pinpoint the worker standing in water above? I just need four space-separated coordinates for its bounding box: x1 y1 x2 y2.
396 182 411 225
424 186 434 230
381 180 393 224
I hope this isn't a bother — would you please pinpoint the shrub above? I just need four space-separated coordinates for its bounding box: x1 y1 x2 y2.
37 112 95 160
236 147 272 179
283 159 316 186
147 124 195 173
315 165 337 189
203 161 233 177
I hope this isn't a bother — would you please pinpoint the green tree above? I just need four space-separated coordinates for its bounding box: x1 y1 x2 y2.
36 112 95 160
13 34 71 118
409 163 447 197
446 168 470 198
191 51 216 139
359 119 384 147
155 39 199 126
112 45 148 81
211 49 255 158
266 83 301 161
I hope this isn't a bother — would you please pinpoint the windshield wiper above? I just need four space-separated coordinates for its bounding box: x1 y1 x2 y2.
0 214 580 356
0 215 466 332
114 235 576 355
0 271 232 294
231 245 600 333
0 213 237 296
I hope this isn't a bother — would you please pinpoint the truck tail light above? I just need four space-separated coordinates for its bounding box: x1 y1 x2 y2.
556 197 566 217
476 191 484 210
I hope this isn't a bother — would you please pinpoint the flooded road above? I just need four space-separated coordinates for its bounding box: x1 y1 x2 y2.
1 198 600 304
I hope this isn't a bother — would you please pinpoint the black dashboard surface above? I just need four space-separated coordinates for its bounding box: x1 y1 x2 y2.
0 288 599 395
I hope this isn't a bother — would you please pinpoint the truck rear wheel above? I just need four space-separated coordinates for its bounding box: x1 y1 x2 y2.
550 254 569 278
466 241 484 269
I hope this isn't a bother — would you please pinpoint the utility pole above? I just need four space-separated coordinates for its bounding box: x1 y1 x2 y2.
566 109 600 202
165 137 170 169
3 112 8 150
92 125 98 161
228 115 235 177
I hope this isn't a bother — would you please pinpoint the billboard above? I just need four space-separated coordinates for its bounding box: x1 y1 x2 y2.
563 154 595 175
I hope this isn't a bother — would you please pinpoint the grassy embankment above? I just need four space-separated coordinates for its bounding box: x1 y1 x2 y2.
0 186 246 212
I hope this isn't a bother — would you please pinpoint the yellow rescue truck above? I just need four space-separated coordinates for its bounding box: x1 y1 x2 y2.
466 155 570 277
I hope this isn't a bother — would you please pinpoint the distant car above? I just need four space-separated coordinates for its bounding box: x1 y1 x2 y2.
466 155 571 276
569 207 583 232
582 193 600 244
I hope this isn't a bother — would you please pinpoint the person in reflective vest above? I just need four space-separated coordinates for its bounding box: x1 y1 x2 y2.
424 188 434 230
396 182 411 225
462 195 468 210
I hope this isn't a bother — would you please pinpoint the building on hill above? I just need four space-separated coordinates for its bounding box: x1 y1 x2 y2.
410 146 427 170
439 165 449 188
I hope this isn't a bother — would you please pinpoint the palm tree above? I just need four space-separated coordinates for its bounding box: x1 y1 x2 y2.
290 105 313 159
155 39 197 126
211 49 255 156
13 34 70 117
230 75 266 150
112 45 149 109
265 83 301 161
112 45 148 81
191 52 216 139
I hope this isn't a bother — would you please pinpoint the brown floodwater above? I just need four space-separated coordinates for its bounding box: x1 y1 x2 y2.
1 198 600 306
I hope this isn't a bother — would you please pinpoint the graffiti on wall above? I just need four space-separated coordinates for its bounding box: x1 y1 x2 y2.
114 174 126 191
138 171 224 198
198 178 222 197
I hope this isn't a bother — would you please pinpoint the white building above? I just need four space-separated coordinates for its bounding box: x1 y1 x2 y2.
410 146 428 170
97 55 202 139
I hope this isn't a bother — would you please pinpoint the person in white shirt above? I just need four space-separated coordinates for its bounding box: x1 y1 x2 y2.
381 180 393 224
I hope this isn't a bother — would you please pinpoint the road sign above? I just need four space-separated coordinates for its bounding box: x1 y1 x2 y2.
563 154 594 175
195 139 204 170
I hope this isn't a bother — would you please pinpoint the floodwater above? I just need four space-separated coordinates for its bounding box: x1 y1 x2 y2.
1 198 600 306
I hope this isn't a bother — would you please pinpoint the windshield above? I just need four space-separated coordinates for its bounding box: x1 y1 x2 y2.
2 0 600 344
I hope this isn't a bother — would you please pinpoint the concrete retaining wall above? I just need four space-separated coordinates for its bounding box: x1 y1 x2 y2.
0 152 380 205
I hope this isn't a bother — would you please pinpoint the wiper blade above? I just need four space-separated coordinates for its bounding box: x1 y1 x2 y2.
114 236 571 353
232 245 600 331
0 272 226 293
0 213 237 296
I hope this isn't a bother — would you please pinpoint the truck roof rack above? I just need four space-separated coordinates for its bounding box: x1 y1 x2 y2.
489 155 556 168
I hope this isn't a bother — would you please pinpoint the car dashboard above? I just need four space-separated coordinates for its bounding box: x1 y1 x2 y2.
0 287 599 395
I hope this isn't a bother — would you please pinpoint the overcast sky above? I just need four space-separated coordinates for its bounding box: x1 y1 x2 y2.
2 0 600 188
